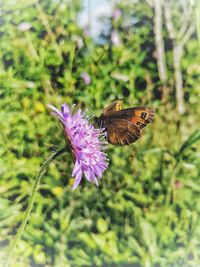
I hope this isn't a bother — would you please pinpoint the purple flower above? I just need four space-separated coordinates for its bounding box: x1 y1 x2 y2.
81 72 91 85
111 31 121 47
112 9 121 21
48 103 108 189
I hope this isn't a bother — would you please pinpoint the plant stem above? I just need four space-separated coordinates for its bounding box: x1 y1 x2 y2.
3 147 66 267
153 0 167 87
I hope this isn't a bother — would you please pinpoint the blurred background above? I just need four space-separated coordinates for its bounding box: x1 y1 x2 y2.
0 0 200 266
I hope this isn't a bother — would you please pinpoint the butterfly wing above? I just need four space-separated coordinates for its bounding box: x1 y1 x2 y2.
126 107 155 129
106 119 141 145
104 107 155 145
103 100 123 116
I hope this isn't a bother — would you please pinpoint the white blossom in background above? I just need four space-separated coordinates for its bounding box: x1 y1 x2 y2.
111 31 121 47
18 22 32 32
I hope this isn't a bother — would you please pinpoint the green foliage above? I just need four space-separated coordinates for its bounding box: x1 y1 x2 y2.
177 128 200 157
0 0 200 266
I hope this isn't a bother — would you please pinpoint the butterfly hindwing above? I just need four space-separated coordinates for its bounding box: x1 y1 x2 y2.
106 119 141 146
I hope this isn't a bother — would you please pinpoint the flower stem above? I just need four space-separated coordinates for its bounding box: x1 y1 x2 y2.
3 147 66 267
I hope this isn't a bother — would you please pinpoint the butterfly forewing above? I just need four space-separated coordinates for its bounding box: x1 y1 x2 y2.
103 100 123 116
125 107 155 130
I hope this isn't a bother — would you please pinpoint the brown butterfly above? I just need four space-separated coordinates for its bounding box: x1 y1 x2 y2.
94 100 155 146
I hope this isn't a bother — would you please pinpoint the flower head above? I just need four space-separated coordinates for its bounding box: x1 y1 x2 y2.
81 72 91 85
48 103 108 189
112 9 121 21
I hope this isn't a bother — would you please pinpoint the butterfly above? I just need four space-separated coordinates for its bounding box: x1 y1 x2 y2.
94 100 155 146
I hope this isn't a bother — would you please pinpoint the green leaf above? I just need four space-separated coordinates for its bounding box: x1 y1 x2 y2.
78 232 96 249
177 128 200 156
96 218 108 233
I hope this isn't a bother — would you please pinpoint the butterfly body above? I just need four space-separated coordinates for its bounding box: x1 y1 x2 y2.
95 101 155 146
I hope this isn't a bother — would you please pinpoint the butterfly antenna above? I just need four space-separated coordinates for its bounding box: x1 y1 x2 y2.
82 102 92 112
87 114 95 121
81 102 95 121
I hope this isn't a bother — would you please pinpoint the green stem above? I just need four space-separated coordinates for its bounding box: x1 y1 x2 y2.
3 147 66 267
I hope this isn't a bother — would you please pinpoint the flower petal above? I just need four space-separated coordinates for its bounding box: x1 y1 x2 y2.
72 159 81 176
48 104 63 117
72 169 83 190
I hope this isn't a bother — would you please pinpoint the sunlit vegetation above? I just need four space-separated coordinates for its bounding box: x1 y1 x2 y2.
0 0 200 266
